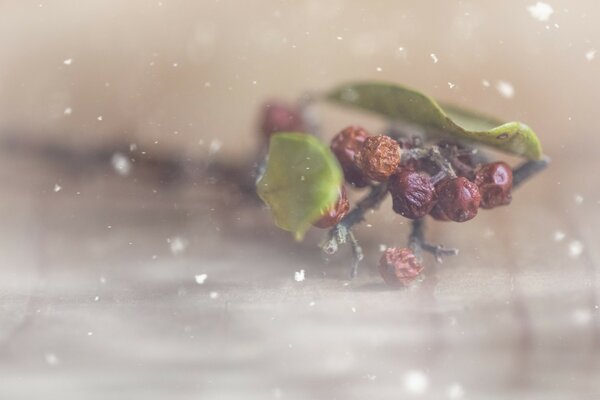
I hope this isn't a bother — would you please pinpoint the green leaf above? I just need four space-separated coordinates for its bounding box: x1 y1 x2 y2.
256 133 343 241
325 82 543 160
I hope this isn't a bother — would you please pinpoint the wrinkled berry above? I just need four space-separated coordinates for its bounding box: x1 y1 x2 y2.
260 101 304 139
429 203 451 221
313 186 350 229
389 169 436 219
330 126 370 188
436 177 481 222
474 162 513 209
354 135 402 182
378 247 424 287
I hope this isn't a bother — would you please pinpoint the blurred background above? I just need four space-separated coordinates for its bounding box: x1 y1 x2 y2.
1 1 599 399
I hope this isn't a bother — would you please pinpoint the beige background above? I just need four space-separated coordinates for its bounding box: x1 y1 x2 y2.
1 1 600 399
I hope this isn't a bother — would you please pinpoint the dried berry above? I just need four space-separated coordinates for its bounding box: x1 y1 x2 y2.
260 101 305 140
330 126 370 188
389 169 436 219
436 177 481 222
429 203 451 221
313 186 350 229
474 162 513 209
378 247 424 287
354 135 402 182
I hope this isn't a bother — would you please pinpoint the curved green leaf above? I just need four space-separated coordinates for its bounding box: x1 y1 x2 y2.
326 82 543 160
256 133 343 241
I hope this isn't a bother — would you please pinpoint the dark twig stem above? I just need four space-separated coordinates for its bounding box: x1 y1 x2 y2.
409 219 458 263
512 156 550 189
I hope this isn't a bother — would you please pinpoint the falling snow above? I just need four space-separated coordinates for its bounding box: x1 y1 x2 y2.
209 291 219 299
209 139 222 155
53 184 62 193
572 309 592 325
574 194 584 204
294 269 305 282
568 240 583 258
527 2 554 21
585 49 596 61
496 80 515 98
63 58 72 65
168 236 189 255
111 153 132 176
448 383 465 399
44 353 60 366
195 274 208 284
430 53 439 63
404 370 429 394
64 107 72 115
553 230 565 242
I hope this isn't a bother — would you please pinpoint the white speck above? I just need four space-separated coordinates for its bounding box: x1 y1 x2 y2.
272 388 283 399
87 331 93 336
53 184 62 192
172 63 178 67
496 80 515 98
64 107 72 115
195 274 208 285
99 277 106 284
294 269 305 282
484 228 495 238
568 240 583 258
63 58 73 65
448 82 455 89
111 152 132 175
448 383 465 399
209 291 219 299
204 81 212 88
572 309 592 325
574 194 584 204
336 36 343 40
527 2 554 21
300 176 305 181
209 139 222 155
308 301 316 307
404 370 429 394
585 49 596 61
168 236 188 255
152 254 158 260
482 79 491 87
376 66 382 72
94 296 100 301
351 307 356 313
252 80 257 85
129 143 137 152
107 225 112 229
378 244 387 252
97 115 103 121
553 230 566 242
45 353 60 366
430 53 438 63
398 46 405 52
366 374 377 381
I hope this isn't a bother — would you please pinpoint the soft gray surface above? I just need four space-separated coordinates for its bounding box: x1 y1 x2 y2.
1 148 599 400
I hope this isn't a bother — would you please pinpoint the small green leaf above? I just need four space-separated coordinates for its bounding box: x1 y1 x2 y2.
257 133 343 241
326 82 543 160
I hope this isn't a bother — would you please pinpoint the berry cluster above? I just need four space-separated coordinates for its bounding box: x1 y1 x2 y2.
314 126 514 229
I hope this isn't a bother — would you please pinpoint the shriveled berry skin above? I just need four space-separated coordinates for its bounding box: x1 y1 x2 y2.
354 135 401 182
313 186 350 229
260 101 305 139
474 162 513 209
389 169 436 219
378 247 424 287
429 203 451 221
436 177 481 222
330 126 370 188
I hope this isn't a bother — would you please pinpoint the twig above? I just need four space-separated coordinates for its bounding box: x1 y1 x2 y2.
512 156 550 189
409 219 458 263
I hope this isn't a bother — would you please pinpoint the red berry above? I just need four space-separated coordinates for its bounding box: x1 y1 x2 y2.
354 135 402 182
313 186 350 229
474 162 513 209
389 169 436 219
378 247 424 287
330 126 370 188
260 101 304 139
436 177 481 222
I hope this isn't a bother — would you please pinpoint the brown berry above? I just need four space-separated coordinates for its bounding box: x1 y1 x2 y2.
436 177 481 222
378 247 424 287
429 203 451 221
354 135 402 182
260 101 304 140
474 162 513 209
389 169 436 219
313 186 350 229
330 126 370 188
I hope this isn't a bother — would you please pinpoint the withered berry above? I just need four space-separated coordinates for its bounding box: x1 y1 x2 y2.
330 126 370 188
436 177 481 222
260 101 305 139
354 135 401 182
429 203 451 221
378 247 424 287
474 162 513 209
313 186 350 229
389 169 436 219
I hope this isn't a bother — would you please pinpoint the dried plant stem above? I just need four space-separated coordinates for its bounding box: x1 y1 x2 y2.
409 219 459 263
512 156 550 189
